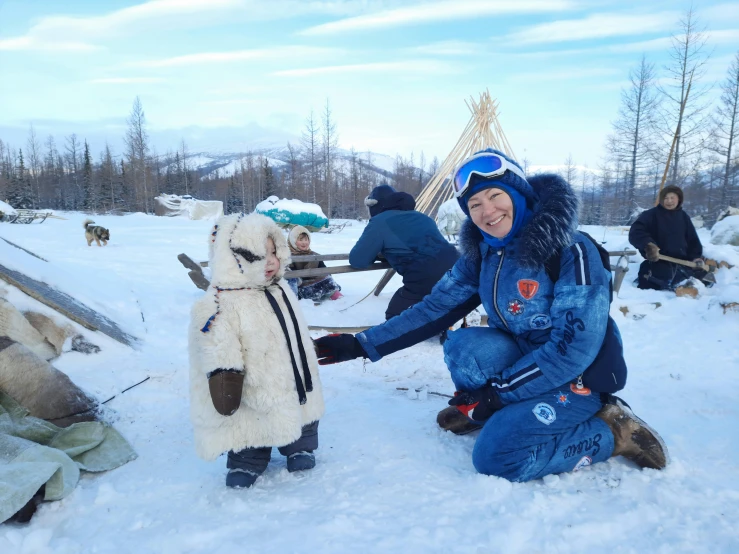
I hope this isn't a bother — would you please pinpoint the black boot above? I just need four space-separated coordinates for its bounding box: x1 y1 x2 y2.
436 406 483 435
286 451 316 472
226 468 259 488
595 401 669 470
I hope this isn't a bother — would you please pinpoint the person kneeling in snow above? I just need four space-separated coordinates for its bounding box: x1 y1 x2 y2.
628 185 710 290
315 149 668 483
189 213 325 488
286 225 343 302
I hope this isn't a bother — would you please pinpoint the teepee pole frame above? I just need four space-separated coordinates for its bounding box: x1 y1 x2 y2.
373 90 517 297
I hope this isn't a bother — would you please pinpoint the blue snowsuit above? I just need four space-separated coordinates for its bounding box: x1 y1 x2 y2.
356 174 627 482
350 186 459 319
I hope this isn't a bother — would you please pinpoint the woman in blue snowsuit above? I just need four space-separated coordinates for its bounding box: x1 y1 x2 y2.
315 149 668 483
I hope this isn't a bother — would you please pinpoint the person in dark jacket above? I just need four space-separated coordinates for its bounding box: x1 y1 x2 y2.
315 149 668 483
629 185 707 290
350 184 459 320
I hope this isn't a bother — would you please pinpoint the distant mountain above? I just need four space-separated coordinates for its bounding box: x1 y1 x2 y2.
168 146 399 183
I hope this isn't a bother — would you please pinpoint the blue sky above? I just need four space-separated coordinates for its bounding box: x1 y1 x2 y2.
1 0 738 168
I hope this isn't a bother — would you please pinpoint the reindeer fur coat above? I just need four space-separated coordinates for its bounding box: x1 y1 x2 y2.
189 213 324 461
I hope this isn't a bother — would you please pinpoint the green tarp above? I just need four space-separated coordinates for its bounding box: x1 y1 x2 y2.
0 391 137 523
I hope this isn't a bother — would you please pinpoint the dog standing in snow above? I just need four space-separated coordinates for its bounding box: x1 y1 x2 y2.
189 213 324 488
83 219 110 246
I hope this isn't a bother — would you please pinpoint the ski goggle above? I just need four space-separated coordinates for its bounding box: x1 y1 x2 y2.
453 152 528 198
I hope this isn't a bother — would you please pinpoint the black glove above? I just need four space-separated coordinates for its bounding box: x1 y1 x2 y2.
447 386 503 422
314 333 367 365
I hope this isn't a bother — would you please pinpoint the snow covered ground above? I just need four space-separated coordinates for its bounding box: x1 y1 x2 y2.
1 213 738 553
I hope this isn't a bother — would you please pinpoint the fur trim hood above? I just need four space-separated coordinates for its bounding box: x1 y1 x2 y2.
287 225 311 251
458 173 579 269
208 213 291 289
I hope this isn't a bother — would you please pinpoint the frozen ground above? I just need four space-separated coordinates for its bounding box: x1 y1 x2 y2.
1 213 738 553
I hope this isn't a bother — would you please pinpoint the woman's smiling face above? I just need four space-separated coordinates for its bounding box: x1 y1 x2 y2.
467 187 514 239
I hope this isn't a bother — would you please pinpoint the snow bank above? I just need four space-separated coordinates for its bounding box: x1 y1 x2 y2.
710 215 739 247
0 218 738 552
0 200 17 216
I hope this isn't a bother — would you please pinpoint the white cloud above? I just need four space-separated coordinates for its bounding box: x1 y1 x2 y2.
0 0 242 52
299 0 575 36
607 36 673 53
710 29 739 44
0 36 99 52
508 67 621 83
409 40 483 56
130 46 337 68
272 60 455 77
91 77 166 84
1 0 381 52
506 11 678 44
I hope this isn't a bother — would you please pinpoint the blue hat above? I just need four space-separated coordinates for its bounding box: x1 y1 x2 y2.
456 148 536 217
456 149 537 247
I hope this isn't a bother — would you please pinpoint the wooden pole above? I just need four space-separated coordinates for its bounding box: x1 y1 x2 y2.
656 71 694 205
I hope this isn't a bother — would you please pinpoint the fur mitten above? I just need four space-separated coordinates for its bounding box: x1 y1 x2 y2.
645 243 660 262
207 369 245 416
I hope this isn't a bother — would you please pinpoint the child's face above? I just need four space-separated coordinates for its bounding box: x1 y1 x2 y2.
264 237 280 280
296 234 311 251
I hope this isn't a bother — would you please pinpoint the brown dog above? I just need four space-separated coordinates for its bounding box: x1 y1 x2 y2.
83 219 110 247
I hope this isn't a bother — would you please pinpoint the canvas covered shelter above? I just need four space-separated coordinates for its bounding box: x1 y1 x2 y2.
154 194 223 220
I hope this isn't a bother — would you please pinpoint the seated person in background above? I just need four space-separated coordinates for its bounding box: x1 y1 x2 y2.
287 225 343 302
628 185 708 290
350 183 459 320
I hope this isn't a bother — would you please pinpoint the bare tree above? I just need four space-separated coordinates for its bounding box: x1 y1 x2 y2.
322 98 339 216
301 110 320 204
658 6 712 185
608 55 660 214
181 139 190 195
125 96 151 213
26 125 42 208
710 51 739 208
65 134 81 209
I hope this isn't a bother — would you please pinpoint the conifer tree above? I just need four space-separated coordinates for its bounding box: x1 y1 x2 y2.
8 149 34 209
82 140 94 212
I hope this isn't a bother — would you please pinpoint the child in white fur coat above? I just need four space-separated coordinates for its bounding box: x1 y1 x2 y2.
189 212 325 488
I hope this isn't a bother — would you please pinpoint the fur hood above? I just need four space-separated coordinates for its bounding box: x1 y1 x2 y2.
458 173 579 269
287 225 310 252
208 213 291 289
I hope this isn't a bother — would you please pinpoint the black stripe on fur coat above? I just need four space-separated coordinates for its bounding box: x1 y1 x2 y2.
458 173 579 269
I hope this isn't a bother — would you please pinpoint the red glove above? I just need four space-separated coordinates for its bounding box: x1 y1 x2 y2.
448 387 503 422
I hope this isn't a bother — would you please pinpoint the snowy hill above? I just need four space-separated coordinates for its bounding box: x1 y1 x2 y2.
0 215 738 552
169 147 397 182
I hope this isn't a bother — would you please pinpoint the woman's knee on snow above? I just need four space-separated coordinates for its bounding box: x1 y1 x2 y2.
443 327 522 391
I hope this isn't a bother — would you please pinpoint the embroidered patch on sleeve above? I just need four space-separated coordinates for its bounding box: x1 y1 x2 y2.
507 299 525 315
555 392 570 406
517 279 539 300
532 403 556 425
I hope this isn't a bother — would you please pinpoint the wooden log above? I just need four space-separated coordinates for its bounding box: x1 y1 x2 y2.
291 253 350 262
285 261 391 279
373 268 396 296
